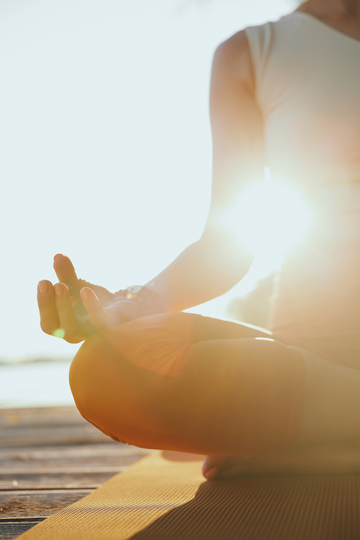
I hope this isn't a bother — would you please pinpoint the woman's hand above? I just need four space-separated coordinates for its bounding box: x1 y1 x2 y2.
37 254 142 343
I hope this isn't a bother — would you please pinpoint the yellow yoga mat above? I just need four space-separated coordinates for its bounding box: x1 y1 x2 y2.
17 451 359 540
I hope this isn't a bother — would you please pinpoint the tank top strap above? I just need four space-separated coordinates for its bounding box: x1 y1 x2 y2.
244 22 273 90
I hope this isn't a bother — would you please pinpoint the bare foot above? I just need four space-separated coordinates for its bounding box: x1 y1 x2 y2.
202 439 360 481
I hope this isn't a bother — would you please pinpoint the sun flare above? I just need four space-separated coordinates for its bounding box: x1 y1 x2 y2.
222 176 312 271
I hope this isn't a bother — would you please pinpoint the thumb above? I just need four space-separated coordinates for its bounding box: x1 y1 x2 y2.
53 254 79 292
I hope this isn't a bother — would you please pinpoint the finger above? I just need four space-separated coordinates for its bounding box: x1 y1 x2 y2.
37 280 60 336
53 254 79 294
80 287 110 329
54 282 82 341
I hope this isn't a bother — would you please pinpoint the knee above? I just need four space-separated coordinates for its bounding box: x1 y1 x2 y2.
69 330 138 442
69 334 100 417
69 331 108 420
250 338 302 371
69 328 175 445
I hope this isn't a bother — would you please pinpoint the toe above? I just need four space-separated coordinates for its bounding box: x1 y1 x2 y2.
202 455 250 480
204 467 218 481
202 455 230 480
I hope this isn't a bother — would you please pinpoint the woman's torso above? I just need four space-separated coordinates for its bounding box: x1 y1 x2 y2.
244 12 360 369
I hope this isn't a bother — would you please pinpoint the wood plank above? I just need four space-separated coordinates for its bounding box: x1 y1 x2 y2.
1 467 128 474
0 490 92 519
0 441 150 489
0 406 149 535
0 451 145 470
0 442 150 468
0 406 149 538
0 406 82 427
0 471 121 490
0 442 149 458
0 425 112 447
0 407 153 451
0 521 43 540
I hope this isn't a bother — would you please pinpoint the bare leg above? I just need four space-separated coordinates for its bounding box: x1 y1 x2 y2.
204 353 360 480
189 322 360 450
70 313 360 458
296 354 360 447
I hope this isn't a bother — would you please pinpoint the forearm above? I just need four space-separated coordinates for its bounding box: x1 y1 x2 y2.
145 233 253 312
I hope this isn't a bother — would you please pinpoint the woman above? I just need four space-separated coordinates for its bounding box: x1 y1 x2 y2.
38 0 360 480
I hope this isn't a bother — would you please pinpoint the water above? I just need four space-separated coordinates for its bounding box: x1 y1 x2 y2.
0 361 74 409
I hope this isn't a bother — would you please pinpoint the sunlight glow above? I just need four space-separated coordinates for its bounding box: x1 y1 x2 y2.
53 329 65 339
0 0 299 361
222 175 312 270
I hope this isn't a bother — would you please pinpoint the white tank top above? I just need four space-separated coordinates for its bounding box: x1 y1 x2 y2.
244 13 360 369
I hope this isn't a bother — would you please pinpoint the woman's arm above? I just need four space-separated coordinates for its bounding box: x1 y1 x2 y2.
146 31 265 312
37 32 265 342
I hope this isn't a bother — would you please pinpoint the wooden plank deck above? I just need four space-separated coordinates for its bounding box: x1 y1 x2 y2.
0 406 152 539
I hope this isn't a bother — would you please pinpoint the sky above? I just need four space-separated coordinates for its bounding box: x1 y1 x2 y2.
0 0 298 362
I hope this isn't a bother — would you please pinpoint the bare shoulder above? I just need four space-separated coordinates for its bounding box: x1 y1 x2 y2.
206 28 264 225
212 30 254 93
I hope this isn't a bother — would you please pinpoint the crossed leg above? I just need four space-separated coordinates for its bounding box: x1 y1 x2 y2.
69 312 360 463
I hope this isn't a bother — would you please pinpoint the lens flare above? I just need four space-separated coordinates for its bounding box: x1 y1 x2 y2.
222 178 312 264
53 328 65 339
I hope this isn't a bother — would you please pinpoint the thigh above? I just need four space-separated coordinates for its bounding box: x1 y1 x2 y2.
70 312 305 456
102 312 278 377
176 312 273 342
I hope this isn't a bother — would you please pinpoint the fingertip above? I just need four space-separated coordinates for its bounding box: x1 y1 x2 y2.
80 287 98 302
38 280 49 295
53 255 78 288
80 287 106 328
54 282 70 297
53 254 66 268
38 280 55 297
